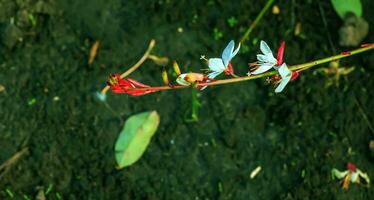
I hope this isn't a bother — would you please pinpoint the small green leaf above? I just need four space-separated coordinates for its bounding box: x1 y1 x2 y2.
331 0 362 19
115 111 160 169
227 16 238 28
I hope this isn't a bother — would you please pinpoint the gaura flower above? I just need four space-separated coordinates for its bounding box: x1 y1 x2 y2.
331 162 370 190
250 40 285 75
208 40 240 78
107 73 158 96
266 63 299 93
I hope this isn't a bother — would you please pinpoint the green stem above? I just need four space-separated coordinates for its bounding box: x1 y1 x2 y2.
133 44 373 91
240 0 275 44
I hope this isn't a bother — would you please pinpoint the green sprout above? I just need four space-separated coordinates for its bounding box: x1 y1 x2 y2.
213 28 223 40
227 16 238 27
56 192 62 200
185 88 201 122
5 188 14 198
27 98 36 106
28 14 37 27
45 184 53 195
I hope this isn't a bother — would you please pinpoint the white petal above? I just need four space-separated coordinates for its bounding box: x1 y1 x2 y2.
275 63 292 93
207 71 221 79
278 63 292 78
176 74 191 86
208 58 226 72
221 40 235 67
256 54 276 64
200 85 208 90
260 40 273 55
230 42 241 59
251 63 274 75
274 79 290 93
351 172 359 183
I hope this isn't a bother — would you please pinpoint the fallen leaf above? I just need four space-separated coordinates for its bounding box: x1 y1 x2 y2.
115 111 160 169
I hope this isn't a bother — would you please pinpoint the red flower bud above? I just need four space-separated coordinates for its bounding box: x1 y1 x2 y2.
346 162 357 172
224 63 234 75
107 73 158 96
276 41 285 66
290 71 299 81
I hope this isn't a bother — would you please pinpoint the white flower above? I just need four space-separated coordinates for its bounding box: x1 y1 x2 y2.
251 40 278 75
176 74 191 86
275 63 292 93
207 40 240 79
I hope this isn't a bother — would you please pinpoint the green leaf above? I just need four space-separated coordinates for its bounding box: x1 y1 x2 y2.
115 111 160 169
331 0 362 19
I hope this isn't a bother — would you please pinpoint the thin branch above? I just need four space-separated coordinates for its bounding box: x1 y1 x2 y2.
0 148 28 179
354 97 374 136
122 44 374 92
100 39 156 94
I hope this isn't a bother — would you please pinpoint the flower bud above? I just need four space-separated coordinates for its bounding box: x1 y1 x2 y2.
161 67 169 85
173 60 181 76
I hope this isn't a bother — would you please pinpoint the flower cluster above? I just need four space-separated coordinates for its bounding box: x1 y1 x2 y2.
249 40 299 93
106 40 300 96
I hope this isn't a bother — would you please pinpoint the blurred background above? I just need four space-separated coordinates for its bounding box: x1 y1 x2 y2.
0 0 373 199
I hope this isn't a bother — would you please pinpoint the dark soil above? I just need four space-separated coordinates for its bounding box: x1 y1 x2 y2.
1 0 374 199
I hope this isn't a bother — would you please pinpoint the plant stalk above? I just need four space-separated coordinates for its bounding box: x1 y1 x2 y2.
129 44 374 92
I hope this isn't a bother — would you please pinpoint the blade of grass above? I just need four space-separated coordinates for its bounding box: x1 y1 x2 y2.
240 0 276 43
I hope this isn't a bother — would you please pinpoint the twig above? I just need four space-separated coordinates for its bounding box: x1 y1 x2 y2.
354 97 374 136
240 0 275 43
100 39 156 94
0 148 28 179
318 1 336 54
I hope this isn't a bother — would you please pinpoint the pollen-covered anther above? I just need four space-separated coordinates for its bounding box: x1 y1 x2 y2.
265 74 281 85
107 74 119 86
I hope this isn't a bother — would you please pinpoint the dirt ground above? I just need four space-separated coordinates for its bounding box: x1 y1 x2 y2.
1 0 374 199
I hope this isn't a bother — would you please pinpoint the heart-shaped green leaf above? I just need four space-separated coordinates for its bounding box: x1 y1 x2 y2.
115 111 160 169
331 0 362 19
